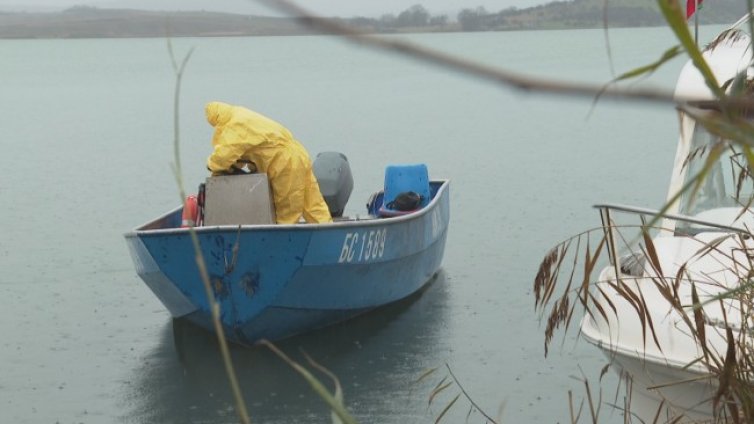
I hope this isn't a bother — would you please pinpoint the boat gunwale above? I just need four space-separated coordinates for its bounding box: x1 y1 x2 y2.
124 178 450 238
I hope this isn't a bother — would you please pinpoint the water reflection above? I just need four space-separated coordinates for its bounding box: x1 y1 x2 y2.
128 272 450 424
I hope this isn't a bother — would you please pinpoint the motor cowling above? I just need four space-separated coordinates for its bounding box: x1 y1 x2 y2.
313 152 353 218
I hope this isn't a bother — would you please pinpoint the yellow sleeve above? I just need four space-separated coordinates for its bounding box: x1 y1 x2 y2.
207 142 248 173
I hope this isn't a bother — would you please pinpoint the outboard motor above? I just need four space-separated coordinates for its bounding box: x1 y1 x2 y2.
313 152 353 217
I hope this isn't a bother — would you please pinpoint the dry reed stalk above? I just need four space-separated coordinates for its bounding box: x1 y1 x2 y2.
167 40 251 424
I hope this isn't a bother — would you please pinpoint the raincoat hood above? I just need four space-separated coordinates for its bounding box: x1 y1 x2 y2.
205 101 233 127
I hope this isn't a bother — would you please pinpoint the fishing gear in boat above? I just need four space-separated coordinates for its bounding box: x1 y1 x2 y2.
386 191 423 211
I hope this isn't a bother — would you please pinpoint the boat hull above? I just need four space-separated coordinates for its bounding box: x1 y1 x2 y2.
582 312 716 423
580 260 729 423
125 180 449 344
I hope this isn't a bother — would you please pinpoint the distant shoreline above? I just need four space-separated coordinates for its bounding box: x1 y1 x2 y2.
0 2 745 39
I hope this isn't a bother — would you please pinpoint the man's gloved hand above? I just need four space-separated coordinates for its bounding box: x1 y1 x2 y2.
233 160 257 174
228 165 247 175
207 164 248 176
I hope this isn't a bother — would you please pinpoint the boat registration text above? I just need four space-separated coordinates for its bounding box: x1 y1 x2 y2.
338 229 387 263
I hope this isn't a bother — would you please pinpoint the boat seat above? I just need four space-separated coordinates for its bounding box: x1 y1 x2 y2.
378 164 430 217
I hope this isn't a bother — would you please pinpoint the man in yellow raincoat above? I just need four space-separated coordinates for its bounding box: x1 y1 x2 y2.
205 101 332 224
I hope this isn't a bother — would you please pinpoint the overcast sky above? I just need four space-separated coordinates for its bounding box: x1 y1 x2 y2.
0 0 548 17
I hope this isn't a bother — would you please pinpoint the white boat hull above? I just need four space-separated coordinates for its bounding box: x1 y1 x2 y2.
580 231 747 423
582 311 717 423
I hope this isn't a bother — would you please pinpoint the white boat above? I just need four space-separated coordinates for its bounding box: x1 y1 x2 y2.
579 18 754 423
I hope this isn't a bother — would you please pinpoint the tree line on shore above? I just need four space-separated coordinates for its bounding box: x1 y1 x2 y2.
351 0 748 32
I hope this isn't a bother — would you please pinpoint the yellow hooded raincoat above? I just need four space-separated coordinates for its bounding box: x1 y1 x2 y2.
205 102 332 224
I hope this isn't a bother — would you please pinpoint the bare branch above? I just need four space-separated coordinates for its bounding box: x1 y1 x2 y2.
251 0 754 110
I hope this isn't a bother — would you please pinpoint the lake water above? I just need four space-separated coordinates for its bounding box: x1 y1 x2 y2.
0 25 729 423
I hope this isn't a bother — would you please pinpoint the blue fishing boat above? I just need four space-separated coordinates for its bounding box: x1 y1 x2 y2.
124 156 449 345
